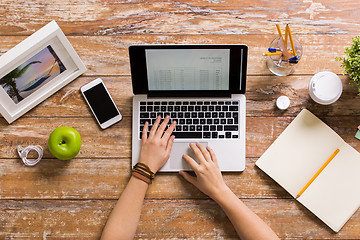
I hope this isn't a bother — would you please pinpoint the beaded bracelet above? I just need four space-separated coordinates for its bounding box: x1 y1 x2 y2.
132 162 155 184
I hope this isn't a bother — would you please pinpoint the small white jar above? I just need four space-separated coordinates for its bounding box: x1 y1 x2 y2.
309 71 342 105
276 96 290 110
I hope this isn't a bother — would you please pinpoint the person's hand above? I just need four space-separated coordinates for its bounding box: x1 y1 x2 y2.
139 115 176 173
179 143 230 200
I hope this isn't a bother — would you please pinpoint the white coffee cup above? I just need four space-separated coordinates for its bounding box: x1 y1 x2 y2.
309 71 342 105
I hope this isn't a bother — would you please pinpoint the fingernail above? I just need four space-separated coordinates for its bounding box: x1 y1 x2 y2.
166 115 170 119
157 115 161 119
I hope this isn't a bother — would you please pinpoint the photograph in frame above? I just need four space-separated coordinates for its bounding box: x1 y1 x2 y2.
0 20 86 123
1 45 66 104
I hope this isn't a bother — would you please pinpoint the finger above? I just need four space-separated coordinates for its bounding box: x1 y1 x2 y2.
165 135 175 154
196 142 211 161
142 121 149 143
162 120 176 140
182 153 199 171
155 115 170 138
207 146 219 168
179 171 197 186
149 115 161 138
189 143 206 164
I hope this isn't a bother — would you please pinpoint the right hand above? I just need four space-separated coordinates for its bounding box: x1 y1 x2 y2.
179 143 230 200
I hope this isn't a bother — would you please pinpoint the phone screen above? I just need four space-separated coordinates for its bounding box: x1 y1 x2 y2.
82 83 119 124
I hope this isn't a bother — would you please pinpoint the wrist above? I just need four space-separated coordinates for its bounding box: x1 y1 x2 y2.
138 160 158 174
132 162 155 184
130 175 150 188
211 185 233 203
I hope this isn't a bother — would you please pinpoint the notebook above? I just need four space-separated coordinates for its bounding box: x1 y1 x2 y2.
129 45 248 172
256 109 360 232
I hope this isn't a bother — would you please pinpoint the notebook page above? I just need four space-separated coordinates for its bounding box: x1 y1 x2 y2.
297 143 360 232
256 109 343 197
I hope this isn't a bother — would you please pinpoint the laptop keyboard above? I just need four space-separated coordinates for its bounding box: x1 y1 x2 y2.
139 100 240 139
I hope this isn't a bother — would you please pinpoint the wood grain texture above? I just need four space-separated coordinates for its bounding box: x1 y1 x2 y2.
0 34 352 75
1 199 360 239
0 116 359 160
1 0 360 36
0 157 288 200
1 0 360 238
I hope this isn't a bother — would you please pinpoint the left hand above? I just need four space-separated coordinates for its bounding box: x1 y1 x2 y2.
138 115 176 173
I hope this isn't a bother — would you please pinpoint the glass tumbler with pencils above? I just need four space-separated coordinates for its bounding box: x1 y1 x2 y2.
265 24 303 76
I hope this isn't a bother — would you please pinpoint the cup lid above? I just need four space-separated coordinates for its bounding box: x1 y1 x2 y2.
309 71 342 105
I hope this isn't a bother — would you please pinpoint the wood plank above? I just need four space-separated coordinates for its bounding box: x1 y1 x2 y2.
0 74 358 119
1 0 360 35
0 157 288 200
0 34 354 75
0 116 359 160
1 199 359 239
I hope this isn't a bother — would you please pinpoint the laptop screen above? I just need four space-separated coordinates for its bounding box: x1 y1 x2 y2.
145 49 230 91
129 45 247 96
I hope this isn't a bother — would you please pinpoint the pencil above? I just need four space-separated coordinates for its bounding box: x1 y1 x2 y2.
263 52 283 56
275 24 291 60
296 149 340 198
284 24 289 50
276 24 284 42
286 24 297 57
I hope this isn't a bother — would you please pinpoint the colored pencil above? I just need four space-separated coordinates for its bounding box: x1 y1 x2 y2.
286 24 297 57
296 149 340 198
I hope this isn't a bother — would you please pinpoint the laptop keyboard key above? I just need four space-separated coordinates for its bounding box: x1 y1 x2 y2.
172 132 202 138
203 132 211 138
224 125 238 131
229 106 238 111
212 132 218 138
226 132 232 138
140 113 149 118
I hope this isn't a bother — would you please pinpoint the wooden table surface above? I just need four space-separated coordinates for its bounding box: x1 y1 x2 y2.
1 0 360 239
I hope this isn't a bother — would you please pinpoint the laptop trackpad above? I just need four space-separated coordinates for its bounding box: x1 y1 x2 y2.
169 142 208 170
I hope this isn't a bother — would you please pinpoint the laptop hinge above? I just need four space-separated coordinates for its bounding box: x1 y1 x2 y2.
147 91 232 98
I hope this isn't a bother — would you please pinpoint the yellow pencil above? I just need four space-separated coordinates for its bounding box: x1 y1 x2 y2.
296 149 340 198
286 24 297 57
275 24 291 60
284 24 289 50
263 52 283 56
276 24 285 42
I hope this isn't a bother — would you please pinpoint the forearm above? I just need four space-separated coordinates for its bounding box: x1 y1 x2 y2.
101 176 149 240
214 188 279 240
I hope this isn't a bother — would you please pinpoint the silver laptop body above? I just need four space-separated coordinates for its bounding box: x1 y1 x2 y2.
130 45 248 172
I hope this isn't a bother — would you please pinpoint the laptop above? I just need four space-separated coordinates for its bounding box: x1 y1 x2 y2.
129 45 248 172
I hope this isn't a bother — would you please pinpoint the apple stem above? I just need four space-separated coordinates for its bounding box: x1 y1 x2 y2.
61 140 65 144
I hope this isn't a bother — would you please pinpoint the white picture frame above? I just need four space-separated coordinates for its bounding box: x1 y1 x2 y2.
0 20 86 123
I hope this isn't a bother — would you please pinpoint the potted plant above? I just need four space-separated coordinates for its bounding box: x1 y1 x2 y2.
336 36 360 95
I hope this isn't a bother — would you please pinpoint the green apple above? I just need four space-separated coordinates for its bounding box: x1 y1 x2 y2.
48 126 81 160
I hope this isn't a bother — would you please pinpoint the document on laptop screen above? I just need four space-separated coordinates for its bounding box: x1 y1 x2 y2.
145 49 230 91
